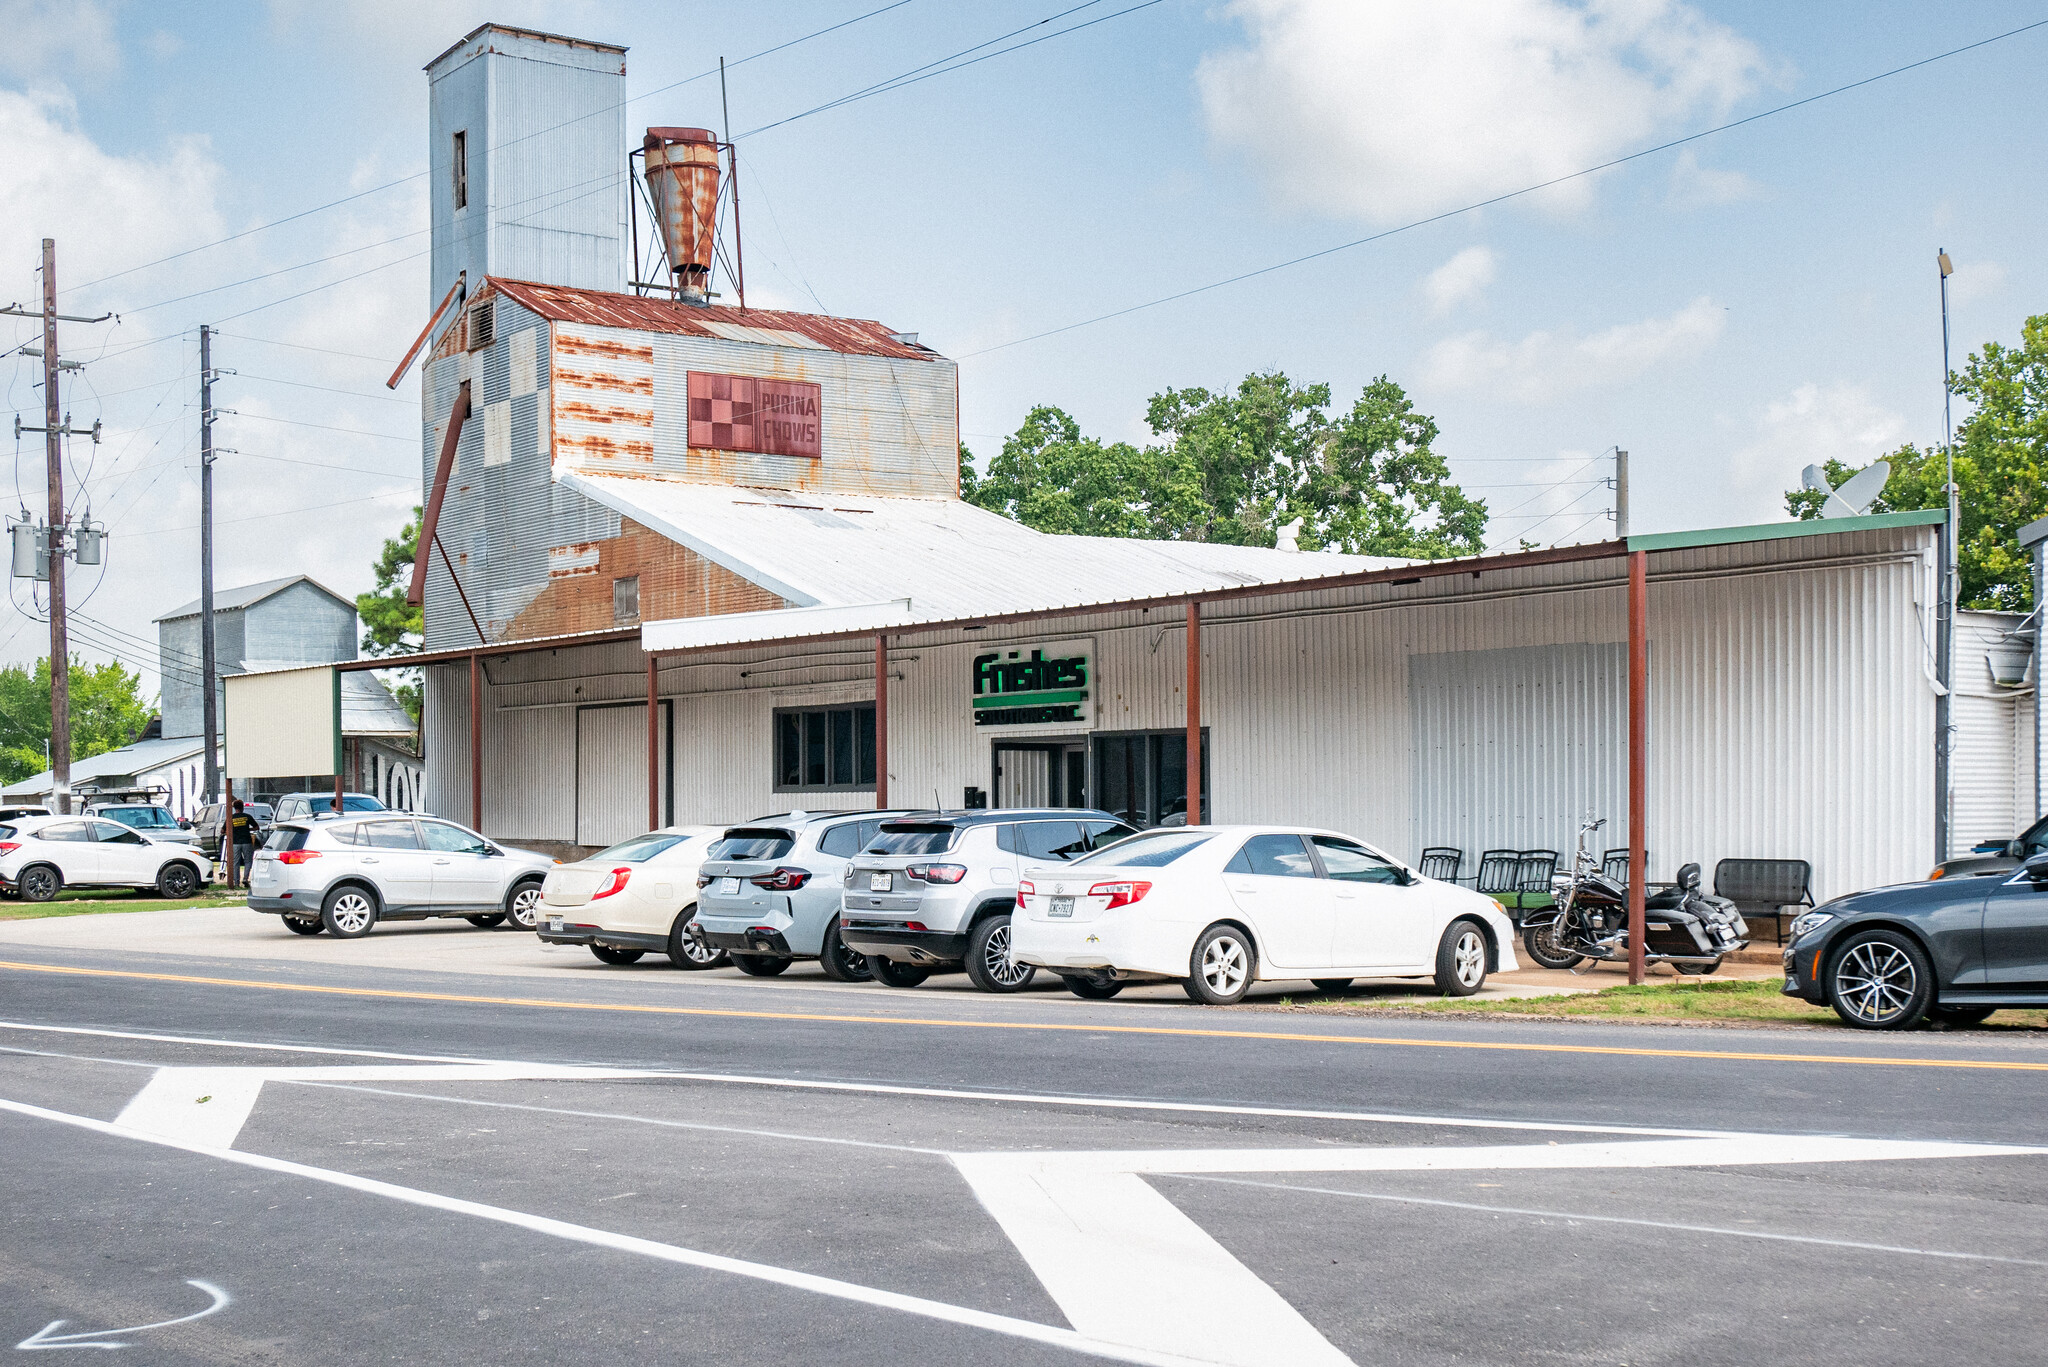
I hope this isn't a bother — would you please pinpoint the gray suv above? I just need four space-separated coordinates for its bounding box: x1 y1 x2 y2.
840 810 1137 992
248 812 554 937
693 811 913 980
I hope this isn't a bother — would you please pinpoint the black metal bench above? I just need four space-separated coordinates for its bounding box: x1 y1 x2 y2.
1713 858 1814 944
1417 847 1463 883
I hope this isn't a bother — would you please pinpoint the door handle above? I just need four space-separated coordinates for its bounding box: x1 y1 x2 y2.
433 858 451 865
361 857 381 864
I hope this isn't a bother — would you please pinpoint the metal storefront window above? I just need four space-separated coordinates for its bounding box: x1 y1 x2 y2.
774 704 878 792
1091 729 1209 829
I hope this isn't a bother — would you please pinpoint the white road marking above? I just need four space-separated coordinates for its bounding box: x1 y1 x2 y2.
1170 1173 2048 1267
0 1019 485 1063
17 1278 230 1351
950 1134 2047 1367
0 1095 1220 1367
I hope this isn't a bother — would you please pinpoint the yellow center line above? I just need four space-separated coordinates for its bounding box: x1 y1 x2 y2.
3 958 2044 1071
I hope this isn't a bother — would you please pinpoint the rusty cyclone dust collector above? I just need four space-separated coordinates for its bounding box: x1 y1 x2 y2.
642 127 721 302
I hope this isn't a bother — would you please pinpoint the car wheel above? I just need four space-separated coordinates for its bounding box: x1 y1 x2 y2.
870 957 931 988
964 913 1037 992
466 913 508 928
731 953 792 977
1434 920 1489 996
1827 929 1934 1030
321 886 378 938
1520 917 1583 970
818 923 874 982
1929 1004 1996 1027
667 906 728 970
1060 974 1123 999
590 944 645 965
282 916 323 936
17 865 60 903
1309 978 1352 993
1184 923 1255 1005
505 880 544 931
155 862 199 900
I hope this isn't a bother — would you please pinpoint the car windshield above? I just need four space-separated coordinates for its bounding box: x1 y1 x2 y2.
867 824 957 856
709 829 796 861
247 804 273 820
262 826 311 852
1071 832 1212 868
596 832 690 862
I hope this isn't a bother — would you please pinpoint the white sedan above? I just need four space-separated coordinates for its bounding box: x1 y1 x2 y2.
0 813 214 902
1011 825 1517 1003
535 825 730 967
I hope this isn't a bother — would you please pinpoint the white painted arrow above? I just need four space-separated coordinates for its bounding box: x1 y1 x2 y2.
16 1279 230 1350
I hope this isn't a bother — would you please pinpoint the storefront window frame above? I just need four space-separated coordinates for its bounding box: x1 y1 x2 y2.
772 702 878 793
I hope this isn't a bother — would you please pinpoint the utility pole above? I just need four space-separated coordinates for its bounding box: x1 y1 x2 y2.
200 325 221 807
4 241 110 815
1936 250 1957 864
1610 448 1630 540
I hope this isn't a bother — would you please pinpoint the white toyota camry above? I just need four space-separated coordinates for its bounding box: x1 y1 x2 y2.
1011 825 1518 1003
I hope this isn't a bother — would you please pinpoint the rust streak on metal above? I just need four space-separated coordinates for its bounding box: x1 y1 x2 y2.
489 278 935 362
556 399 655 426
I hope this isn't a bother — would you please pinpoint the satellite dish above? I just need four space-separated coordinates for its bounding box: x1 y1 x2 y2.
1803 460 1891 519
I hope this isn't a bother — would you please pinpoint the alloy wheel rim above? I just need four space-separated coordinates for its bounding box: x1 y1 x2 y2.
679 927 719 964
1202 936 1248 994
510 888 541 927
25 870 53 897
983 922 1031 986
1454 931 1485 986
1837 942 1917 1022
331 895 372 934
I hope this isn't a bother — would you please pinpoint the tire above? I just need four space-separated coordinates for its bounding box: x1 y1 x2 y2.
818 923 874 982
466 913 508 928
731 953 792 977
1521 918 1584 971
155 862 199 900
321 886 378 938
504 880 544 931
965 913 1036 992
667 905 727 970
1669 958 1721 976
282 916 323 936
1061 974 1124 1000
870 957 931 988
1827 929 1934 1030
590 944 645 965
1309 978 1352 993
17 865 60 903
1434 920 1489 996
1184 923 1256 1005
1929 1004 1996 1027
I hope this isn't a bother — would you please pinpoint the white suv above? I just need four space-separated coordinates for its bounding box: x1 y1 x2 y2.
248 813 554 938
0 814 213 901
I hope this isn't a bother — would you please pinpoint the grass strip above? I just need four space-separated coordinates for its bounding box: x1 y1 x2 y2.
0 895 244 921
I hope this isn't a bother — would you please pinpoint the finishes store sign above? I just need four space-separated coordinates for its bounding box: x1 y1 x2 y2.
973 641 1092 729
687 370 823 458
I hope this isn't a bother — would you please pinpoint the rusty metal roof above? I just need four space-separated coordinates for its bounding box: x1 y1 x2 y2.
483 278 941 362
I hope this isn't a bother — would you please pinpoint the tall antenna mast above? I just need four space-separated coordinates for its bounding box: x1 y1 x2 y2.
719 57 746 311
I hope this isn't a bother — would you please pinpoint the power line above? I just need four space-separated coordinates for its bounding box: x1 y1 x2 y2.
112 488 412 539
959 16 2048 359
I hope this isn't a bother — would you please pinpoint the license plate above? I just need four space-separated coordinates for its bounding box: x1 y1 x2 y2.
1049 896 1074 917
548 916 563 933
869 872 892 892
718 877 741 896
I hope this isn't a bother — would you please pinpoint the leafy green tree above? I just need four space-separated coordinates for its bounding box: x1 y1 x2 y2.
357 505 424 720
1786 313 2048 610
967 372 1487 557
0 657 155 783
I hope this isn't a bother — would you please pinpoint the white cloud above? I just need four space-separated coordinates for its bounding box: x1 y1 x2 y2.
1947 257 2008 307
1423 246 1497 315
1198 0 1776 224
1421 295 1725 401
1728 383 1907 510
1667 148 1761 207
0 0 120 85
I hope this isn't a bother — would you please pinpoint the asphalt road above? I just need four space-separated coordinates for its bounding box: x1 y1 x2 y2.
2 929 2045 1366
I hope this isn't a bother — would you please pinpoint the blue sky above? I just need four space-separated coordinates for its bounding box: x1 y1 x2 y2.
2 0 2043 693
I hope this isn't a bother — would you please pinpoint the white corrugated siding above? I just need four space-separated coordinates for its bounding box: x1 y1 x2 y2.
1951 611 2035 848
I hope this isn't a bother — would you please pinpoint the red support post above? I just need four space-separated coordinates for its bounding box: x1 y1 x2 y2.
646 653 661 832
1627 550 1649 986
1186 600 1202 825
469 651 483 833
874 633 889 809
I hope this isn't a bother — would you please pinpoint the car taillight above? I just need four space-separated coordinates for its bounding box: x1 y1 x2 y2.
1089 880 1151 909
277 850 321 865
1016 878 1034 908
750 867 812 891
0 842 18 854
593 867 633 899
907 863 967 884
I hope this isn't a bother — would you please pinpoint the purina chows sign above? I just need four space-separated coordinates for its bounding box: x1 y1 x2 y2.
972 641 1092 728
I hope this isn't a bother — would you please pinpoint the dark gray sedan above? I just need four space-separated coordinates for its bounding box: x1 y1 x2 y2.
1782 854 2048 1028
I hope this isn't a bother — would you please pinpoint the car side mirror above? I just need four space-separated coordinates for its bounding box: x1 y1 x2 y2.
2025 852 2048 883
2007 840 2027 860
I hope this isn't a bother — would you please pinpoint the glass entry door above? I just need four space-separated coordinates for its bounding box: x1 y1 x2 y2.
992 743 1088 809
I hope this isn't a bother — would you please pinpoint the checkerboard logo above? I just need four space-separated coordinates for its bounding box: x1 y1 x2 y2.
688 370 822 458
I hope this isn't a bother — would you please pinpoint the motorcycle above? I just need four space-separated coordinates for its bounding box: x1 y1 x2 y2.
1519 817 1748 973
